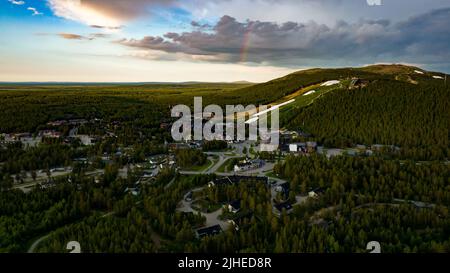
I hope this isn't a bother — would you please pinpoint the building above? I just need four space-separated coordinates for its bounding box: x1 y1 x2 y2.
259 143 279 152
124 187 140 196
185 191 193 202
275 182 290 200
289 142 307 153
325 148 344 158
225 200 241 214
47 120 66 126
308 191 319 198
228 212 254 231
20 136 42 148
195 225 222 239
273 201 293 216
39 130 61 139
76 135 96 146
308 187 325 198
234 159 265 172
208 175 268 187
306 142 318 153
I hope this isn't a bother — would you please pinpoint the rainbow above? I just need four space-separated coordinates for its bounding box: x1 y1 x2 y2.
240 22 254 63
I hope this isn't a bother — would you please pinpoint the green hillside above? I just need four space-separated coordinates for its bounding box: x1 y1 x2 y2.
264 65 450 160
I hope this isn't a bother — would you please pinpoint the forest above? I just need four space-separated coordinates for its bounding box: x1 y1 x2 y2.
175 149 207 168
0 65 449 253
285 79 450 160
20 160 450 253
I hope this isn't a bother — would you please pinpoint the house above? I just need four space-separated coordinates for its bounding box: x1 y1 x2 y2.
306 142 318 153
195 225 222 239
356 144 367 150
289 143 307 153
346 149 358 156
326 149 344 158
225 200 241 214
410 201 435 209
208 177 234 187
47 120 66 126
234 159 265 172
228 211 254 231
124 187 140 196
68 119 88 125
289 144 298 152
308 187 325 198
308 191 319 198
185 191 193 202
20 136 42 148
39 130 61 138
275 182 290 199
273 201 293 216
76 135 95 146
208 175 268 187
259 143 279 152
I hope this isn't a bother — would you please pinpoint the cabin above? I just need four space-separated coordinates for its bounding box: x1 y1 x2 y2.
228 211 254 231
306 142 318 153
273 201 293 216
124 187 140 196
289 142 307 153
275 182 290 199
195 225 222 239
233 159 265 172
208 175 268 187
308 187 325 198
225 200 241 214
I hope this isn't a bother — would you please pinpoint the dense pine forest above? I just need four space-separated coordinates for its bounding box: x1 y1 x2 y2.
1 65 449 253
286 79 450 160
21 162 450 253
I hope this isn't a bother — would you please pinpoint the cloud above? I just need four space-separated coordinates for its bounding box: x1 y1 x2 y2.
27 7 43 16
55 32 112 40
47 0 175 28
58 33 93 40
89 33 112 39
90 25 122 30
184 0 450 25
117 8 450 68
8 0 25 5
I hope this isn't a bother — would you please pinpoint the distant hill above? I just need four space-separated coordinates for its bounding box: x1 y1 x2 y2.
236 64 448 103
246 64 450 160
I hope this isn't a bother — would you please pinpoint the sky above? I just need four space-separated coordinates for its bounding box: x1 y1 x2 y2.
1 0 450 82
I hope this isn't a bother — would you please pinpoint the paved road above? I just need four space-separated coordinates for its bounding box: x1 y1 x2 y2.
177 188 230 230
27 234 50 253
13 169 104 193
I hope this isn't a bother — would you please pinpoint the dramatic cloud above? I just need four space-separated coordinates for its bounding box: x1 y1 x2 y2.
45 0 450 31
184 0 450 25
8 0 25 5
117 8 450 68
47 0 175 28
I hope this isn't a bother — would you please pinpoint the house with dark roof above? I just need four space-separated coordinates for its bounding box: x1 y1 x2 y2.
273 201 293 216
195 225 222 239
208 175 268 187
275 182 290 200
228 211 254 231
225 200 241 214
